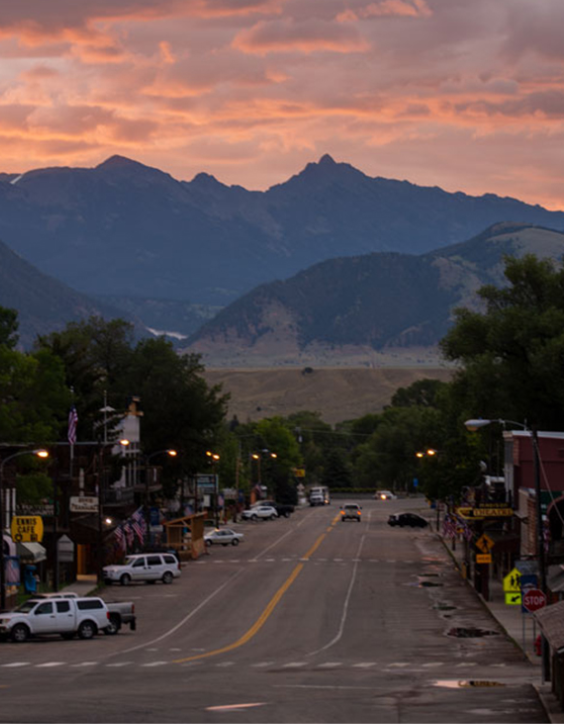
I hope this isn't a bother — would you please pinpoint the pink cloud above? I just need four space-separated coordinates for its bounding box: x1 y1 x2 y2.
233 19 370 54
339 0 432 21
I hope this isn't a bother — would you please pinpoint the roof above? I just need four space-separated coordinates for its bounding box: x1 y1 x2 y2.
534 600 564 650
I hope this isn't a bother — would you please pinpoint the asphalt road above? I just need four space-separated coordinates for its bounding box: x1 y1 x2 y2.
0 499 549 723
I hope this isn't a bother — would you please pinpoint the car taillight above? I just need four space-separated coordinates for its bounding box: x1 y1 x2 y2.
107 611 110 619
131 603 135 614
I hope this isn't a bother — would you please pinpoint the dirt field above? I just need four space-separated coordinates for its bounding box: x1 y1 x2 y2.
203 366 454 425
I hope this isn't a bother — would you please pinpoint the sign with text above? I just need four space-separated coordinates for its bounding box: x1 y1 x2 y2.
457 507 513 519
10 516 44 543
523 588 547 613
476 554 492 564
69 496 98 513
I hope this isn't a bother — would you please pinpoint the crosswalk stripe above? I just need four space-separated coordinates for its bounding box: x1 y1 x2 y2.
141 661 168 667
35 662 65 668
283 662 307 668
352 662 377 668
71 662 98 667
318 662 342 668
106 662 132 667
2 662 29 668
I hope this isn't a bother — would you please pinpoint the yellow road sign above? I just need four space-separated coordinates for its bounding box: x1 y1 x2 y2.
475 534 494 553
503 567 521 592
476 554 492 564
457 507 513 519
505 592 522 605
10 515 44 543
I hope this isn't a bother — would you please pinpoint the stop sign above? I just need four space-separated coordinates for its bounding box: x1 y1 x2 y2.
523 588 547 612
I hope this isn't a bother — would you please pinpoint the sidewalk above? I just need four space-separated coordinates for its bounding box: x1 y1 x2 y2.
438 531 564 723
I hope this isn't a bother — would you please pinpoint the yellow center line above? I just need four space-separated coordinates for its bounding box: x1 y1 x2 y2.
173 517 339 665
173 563 304 664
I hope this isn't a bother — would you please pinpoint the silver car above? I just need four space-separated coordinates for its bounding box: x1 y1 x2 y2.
204 528 244 546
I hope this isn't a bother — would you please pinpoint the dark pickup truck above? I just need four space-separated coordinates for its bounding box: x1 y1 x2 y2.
254 500 295 518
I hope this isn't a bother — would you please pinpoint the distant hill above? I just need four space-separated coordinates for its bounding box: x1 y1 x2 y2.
1 154 563 326
184 223 564 365
0 238 136 349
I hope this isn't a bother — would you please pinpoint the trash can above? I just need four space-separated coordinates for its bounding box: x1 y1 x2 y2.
24 565 38 594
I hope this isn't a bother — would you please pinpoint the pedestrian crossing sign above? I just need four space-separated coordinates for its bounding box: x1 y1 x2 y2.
503 568 521 593
475 534 494 554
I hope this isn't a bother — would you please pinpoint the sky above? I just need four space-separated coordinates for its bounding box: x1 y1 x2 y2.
0 0 562 209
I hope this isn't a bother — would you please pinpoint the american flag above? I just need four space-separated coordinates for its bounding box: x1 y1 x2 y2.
67 404 78 445
124 522 134 547
114 526 126 553
130 509 147 543
442 515 457 539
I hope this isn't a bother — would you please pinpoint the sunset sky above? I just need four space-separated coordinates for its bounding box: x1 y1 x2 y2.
0 0 562 209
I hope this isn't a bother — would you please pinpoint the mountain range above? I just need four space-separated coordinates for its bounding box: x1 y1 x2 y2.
184 223 564 365
1 154 564 356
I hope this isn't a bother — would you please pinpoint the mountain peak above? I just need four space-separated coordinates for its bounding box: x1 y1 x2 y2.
318 154 336 166
96 155 140 170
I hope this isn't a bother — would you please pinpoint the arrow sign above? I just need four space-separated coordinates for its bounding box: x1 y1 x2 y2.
505 592 522 605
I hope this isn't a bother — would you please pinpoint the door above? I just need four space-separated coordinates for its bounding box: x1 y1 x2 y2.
130 557 147 581
146 555 164 580
32 602 59 634
55 600 75 632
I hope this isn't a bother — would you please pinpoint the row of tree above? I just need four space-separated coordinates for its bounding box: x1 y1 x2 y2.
3 254 564 505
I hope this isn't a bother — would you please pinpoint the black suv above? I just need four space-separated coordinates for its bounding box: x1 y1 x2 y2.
388 513 428 528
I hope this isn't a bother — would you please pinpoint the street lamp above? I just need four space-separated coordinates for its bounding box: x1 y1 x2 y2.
143 449 177 543
0 449 49 610
206 451 221 527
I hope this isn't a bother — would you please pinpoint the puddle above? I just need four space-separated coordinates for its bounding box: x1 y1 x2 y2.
447 627 500 638
434 680 505 689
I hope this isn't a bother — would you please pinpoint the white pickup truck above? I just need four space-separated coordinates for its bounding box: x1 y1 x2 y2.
0 596 110 642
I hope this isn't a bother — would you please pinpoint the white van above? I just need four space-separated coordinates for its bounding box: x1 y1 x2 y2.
103 553 180 586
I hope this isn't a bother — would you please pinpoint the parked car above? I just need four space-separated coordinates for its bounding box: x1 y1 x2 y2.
204 528 244 546
341 504 362 522
375 490 397 500
252 500 295 518
241 505 278 521
103 553 181 586
29 592 136 635
0 597 110 642
388 513 428 528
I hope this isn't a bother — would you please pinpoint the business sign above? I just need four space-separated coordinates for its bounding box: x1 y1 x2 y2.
10 516 44 543
457 507 513 519
69 496 99 513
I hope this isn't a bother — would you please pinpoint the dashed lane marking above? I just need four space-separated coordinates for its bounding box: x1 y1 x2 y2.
2 662 30 668
282 662 307 668
35 662 65 668
141 661 168 667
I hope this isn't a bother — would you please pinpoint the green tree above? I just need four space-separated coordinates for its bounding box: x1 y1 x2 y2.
321 448 353 489
0 306 19 349
440 254 564 430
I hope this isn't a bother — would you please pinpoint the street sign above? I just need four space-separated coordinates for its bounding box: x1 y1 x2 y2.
70 496 98 513
523 588 547 613
475 534 494 554
505 592 522 605
476 554 492 564
503 567 521 592
10 516 44 543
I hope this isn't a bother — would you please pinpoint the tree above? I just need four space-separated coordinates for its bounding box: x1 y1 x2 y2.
441 255 564 431
321 449 353 489
0 306 19 349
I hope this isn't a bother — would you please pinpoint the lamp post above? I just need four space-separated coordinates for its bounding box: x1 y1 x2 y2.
206 451 220 527
143 449 177 546
0 449 49 610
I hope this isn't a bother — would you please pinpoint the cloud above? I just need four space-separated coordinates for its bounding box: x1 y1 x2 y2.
233 18 370 54
338 0 432 22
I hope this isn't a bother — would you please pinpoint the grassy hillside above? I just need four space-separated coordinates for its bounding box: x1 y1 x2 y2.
204 365 454 425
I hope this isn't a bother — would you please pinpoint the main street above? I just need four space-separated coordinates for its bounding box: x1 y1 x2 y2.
0 499 548 723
